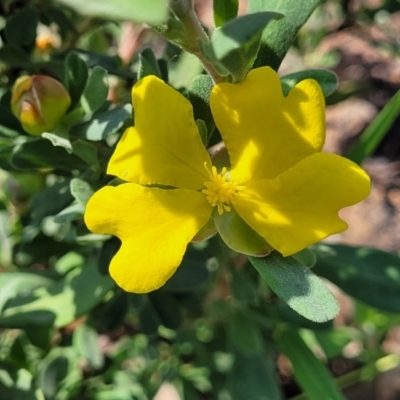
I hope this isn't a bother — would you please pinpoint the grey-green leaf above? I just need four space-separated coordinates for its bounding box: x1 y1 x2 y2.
138 48 162 80
211 11 282 81
71 105 132 141
281 69 338 97
65 52 89 108
81 67 109 114
249 0 321 70
249 252 339 322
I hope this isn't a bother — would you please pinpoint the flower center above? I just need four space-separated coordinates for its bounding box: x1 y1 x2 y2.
202 163 245 215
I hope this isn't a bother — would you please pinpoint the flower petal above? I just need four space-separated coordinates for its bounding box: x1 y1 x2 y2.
108 76 211 190
84 183 212 292
210 67 325 183
234 153 371 256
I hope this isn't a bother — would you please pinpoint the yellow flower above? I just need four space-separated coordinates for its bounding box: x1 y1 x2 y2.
84 67 370 293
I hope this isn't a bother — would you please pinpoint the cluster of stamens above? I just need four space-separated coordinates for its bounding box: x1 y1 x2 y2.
202 163 245 215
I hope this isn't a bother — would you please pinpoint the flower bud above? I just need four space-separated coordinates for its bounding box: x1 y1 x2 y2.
11 75 71 136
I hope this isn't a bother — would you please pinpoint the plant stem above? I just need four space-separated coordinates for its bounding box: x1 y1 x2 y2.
169 0 226 84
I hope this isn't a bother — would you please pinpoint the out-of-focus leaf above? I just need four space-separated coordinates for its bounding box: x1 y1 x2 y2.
0 45 32 69
54 202 84 223
70 178 94 206
5 7 38 46
0 272 54 313
346 88 400 164
81 66 109 114
249 252 339 322
138 48 161 80
11 138 88 171
228 345 281 400
36 347 82 400
30 180 74 222
277 328 345 400
72 139 99 167
13 234 74 268
163 247 209 292
0 105 24 138
54 0 168 24
213 0 238 27
149 291 182 330
73 324 104 369
313 244 400 312
0 259 114 328
41 132 73 154
71 104 132 141
249 0 321 70
281 69 338 97
0 362 45 400
65 52 89 108
228 308 263 354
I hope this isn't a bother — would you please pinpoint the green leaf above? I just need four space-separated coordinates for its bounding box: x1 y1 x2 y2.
72 139 99 168
211 12 282 82
0 272 54 313
0 105 24 138
277 329 345 400
36 347 82 400
214 211 273 256
0 259 114 328
163 248 209 292
249 252 339 322
80 66 109 114
11 138 88 171
313 244 400 313
188 75 215 135
71 104 132 141
138 48 162 80
0 45 32 69
5 6 38 46
54 0 168 24
213 0 238 27
54 202 84 223
281 69 338 97
0 363 45 400
65 52 89 108
249 0 321 71
73 324 104 369
41 132 73 154
30 180 74 222
70 178 94 207
346 88 400 164
13 234 74 268
272 301 333 331
228 308 263 354
149 291 182 330
227 345 281 400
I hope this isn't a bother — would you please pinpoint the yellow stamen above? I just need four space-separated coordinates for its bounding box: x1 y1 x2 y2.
202 163 245 215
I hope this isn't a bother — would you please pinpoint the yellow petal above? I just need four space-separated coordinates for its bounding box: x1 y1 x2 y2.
108 76 211 190
210 67 325 183
234 153 371 256
84 183 212 293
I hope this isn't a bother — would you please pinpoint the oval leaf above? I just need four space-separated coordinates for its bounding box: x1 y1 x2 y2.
249 252 339 322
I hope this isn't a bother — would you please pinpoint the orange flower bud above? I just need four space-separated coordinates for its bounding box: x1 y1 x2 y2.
11 75 71 136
